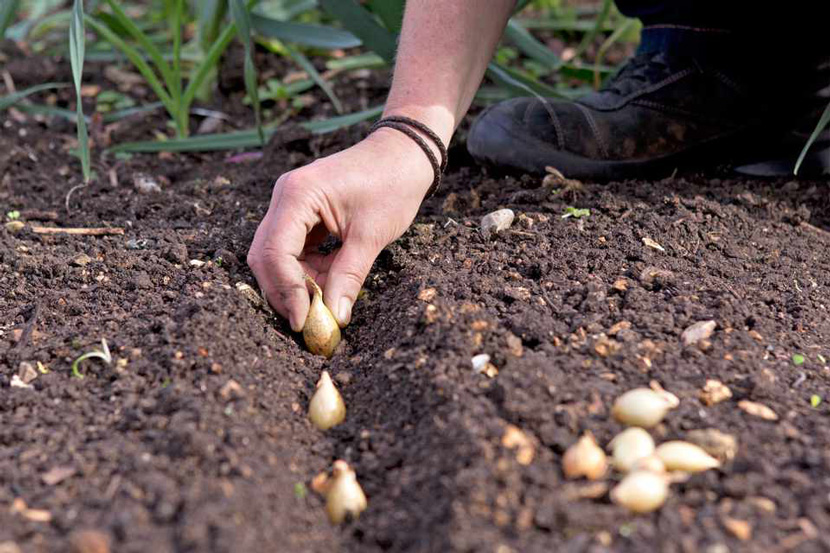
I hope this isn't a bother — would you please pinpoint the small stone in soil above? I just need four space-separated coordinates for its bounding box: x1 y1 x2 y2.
18 362 38 384
699 379 732 406
481 209 515 235
5 221 25 233
71 253 93 267
721 517 752 541
681 320 717 346
10 375 33 389
685 428 738 462
133 173 161 194
68 529 110 553
219 379 245 401
738 400 778 421
41 465 77 486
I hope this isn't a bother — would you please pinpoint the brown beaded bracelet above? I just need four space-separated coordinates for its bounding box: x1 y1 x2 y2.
369 116 448 197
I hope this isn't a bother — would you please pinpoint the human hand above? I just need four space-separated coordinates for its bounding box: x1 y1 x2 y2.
248 127 437 332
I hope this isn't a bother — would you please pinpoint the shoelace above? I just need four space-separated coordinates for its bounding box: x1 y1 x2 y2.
601 52 676 97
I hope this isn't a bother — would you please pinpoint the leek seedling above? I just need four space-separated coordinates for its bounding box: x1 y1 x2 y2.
71 338 112 379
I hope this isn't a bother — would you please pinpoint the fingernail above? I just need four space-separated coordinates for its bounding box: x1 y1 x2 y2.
338 298 352 327
290 312 304 333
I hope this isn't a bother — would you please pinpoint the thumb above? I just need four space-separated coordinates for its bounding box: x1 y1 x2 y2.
324 239 378 327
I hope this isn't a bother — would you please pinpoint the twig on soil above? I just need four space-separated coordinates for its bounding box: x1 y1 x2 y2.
799 221 830 239
2 70 15 93
13 302 40 352
30 226 125 236
539 283 557 316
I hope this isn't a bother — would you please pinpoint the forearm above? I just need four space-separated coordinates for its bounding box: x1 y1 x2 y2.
383 0 515 146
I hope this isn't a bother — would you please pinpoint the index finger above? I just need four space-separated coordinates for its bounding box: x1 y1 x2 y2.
248 180 320 331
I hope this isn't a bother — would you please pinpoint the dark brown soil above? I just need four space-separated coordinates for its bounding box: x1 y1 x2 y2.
3 49 830 553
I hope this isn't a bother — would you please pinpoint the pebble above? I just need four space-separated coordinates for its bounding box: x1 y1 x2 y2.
681 320 717 346
686 428 738 462
738 400 778 421
133 173 161 194
68 530 110 553
699 379 732 406
10 375 33 389
71 253 93 267
5 221 25 233
481 209 515 234
219 379 245 401
18 362 38 384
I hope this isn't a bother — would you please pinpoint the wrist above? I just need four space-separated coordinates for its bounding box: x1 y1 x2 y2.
363 126 439 198
381 105 455 150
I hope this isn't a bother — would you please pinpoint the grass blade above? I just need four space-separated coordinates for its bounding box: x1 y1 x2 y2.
795 101 830 175
571 0 612 61
0 82 68 111
486 62 566 99
182 23 236 118
250 15 361 50
229 0 264 145
69 0 90 182
319 0 397 63
101 0 176 92
1 0 20 37
593 18 638 88
326 52 385 72
504 18 560 70
110 105 384 152
284 43 343 114
84 15 176 112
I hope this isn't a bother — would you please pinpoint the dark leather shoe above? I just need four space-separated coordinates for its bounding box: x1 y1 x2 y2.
467 51 824 180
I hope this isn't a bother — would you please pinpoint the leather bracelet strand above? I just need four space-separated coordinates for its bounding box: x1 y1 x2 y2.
370 120 442 197
369 116 448 197
372 115 448 172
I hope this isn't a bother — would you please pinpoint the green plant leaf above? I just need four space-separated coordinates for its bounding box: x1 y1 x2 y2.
100 0 176 93
570 0 612 61
84 15 176 113
795 100 830 175
284 43 343 114
486 62 566 99
182 23 236 117
319 0 397 63
250 14 360 49
811 394 822 408
0 82 68 111
326 52 385 72
230 0 264 145
69 0 90 182
366 0 404 34
110 105 383 152
793 353 806 366
1 0 20 37
504 19 560 70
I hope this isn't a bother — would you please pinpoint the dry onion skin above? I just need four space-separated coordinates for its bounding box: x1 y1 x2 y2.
654 441 721 473
612 388 678 428
609 427 656 473
562 432 607 480
325 460 368 524
611 470 670 513
308 371 346 431
303 276 341 358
